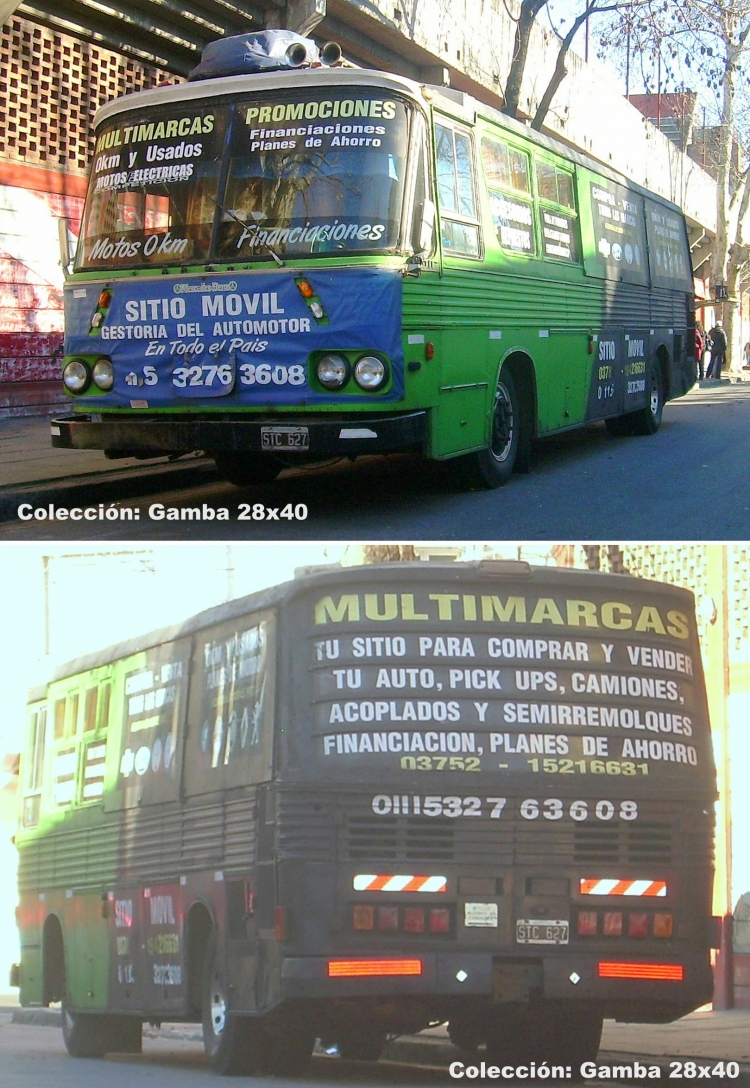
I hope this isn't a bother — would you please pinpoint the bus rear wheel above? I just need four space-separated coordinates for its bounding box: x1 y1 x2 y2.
630 359 664 435
202 935 268 1075
213 453 282 487
456 367 521 489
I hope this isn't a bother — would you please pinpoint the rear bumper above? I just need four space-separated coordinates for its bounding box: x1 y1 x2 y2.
50 411 428 457
279 951 713 1018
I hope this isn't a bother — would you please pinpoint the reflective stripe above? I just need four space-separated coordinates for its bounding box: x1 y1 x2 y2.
353 874 447 893
580 878 667 897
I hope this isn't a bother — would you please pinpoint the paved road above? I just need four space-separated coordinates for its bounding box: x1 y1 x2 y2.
5 1018 744 1088
2 384 750 541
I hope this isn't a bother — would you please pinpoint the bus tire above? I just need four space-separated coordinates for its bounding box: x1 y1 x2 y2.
213 453 281 487
202 934 268 1075
61 1005 141 1058
336 1024 387 1062
629 358 664 435
604 414 635 437
456 367 521 489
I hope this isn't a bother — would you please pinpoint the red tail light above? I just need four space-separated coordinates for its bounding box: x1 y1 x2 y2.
404 907 425 933
429 908 451 934
353 906 374 931
378 906 399 932
603 911 623 937
628 913 649 938
577 911 598 936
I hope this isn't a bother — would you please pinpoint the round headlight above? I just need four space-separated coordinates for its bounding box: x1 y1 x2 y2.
92 356 114 391
63 359 89 393
353 355 387 391
317 353 349 390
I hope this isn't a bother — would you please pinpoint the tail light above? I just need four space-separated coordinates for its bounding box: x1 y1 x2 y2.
353 906 374 931
603 911 623 937
653 913 674 938
378 907 399 932
429 909 451 934
577 911 598 936
404 907 425 933
627 913 649 938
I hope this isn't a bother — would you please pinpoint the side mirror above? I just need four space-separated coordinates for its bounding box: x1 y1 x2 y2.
414 198 435 256
58 217 73 275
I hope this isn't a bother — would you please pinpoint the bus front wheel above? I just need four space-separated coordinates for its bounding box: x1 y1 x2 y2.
213 453 282 487
457 368 521 489
62 1004 141 1058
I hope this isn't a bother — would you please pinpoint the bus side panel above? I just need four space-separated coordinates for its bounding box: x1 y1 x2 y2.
17 891 44 1006
63 891 111 1010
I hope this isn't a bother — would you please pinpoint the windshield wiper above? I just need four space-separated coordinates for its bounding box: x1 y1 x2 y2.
209 195 284 267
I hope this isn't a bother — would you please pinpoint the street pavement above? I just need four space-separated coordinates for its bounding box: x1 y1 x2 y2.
3 996 749 1072
0 377 742 524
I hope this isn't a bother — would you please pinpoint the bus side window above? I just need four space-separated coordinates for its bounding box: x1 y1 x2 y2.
534 159 581 264
79 680 110 804
22 706 47 828
434 122 481 257
481 136 536 257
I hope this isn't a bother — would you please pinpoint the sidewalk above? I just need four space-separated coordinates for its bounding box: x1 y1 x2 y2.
0 414 219 521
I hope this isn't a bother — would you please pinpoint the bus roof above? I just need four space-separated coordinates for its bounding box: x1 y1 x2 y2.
93 65 686 218
35 561 695 691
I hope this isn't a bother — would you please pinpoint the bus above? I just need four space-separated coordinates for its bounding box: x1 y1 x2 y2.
50 29 696 489
15 560 716 1074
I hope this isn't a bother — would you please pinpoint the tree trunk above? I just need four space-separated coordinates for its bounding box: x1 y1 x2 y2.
503 0 548 119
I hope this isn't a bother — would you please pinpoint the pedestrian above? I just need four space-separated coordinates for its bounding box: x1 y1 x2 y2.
694 323 706 380
706 321 727 379
743 342 750 371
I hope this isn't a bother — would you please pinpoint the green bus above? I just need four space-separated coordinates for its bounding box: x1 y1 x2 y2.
51 29 695 489
15 560 716 1074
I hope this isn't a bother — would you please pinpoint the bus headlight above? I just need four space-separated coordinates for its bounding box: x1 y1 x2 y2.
63 359 89 393
353 355 387 391
92 356 114 391
317 353 349 389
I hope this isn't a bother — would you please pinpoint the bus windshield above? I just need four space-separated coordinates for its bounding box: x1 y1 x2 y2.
76 88 414 271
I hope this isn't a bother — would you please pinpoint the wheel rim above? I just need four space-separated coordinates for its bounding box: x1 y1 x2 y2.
209 969 227 1038
649 368 661 417
490 381 514 462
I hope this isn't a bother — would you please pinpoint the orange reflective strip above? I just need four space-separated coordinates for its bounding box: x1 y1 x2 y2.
598 961 683 981
370 876 392 891
328 958 423 978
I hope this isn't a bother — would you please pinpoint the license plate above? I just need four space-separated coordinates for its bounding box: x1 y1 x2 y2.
516 919 569 945
260 426 310 450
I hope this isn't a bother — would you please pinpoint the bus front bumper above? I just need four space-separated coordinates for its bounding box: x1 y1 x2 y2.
50 411 428 458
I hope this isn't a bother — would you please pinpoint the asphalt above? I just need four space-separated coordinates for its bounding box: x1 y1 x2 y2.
0 376 745 523
2 999 749 1075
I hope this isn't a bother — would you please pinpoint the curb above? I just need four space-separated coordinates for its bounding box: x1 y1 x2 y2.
0 459 220 523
